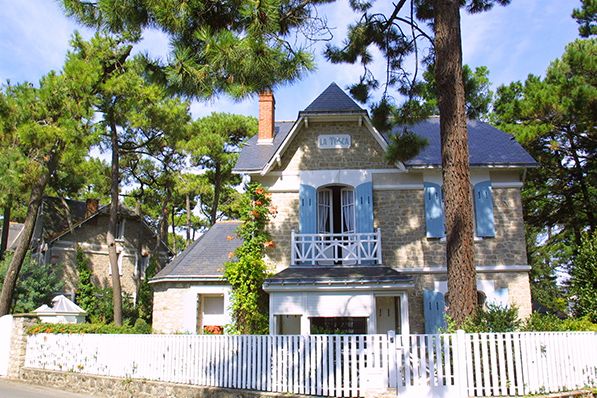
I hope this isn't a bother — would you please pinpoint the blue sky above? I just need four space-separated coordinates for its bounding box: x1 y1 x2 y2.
0 1 581 121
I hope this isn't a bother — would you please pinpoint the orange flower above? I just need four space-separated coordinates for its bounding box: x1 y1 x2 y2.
226 235 234 241
228 251 235 259
255 187 264 195
264 240 276 248
255 200 262 206
250 209 260 218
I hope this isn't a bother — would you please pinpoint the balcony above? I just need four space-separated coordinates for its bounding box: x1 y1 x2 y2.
291 229 382 266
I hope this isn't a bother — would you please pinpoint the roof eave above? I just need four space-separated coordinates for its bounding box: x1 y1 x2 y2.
149 275 226 284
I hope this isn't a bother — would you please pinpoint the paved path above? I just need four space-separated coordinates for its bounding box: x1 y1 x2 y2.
0 379 95 398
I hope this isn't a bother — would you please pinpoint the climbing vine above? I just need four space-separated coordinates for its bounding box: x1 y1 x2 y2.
224 183 276 334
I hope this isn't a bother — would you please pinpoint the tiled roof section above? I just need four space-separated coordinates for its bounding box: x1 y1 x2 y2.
152 221 242 281
264 266 412 286
392 117 537 167
300 82 366 115
234 121 294 172
39 197 89 241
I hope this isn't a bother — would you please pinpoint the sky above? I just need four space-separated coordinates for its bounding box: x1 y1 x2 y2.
0 0 581 121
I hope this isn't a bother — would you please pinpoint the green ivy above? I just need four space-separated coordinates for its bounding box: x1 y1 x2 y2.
224 183 275 334
75 247 97 319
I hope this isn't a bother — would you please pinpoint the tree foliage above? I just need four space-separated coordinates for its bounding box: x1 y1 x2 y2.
61 0 332 97
573 0 596 38
0 252 64 313
569 231 597 322
0 35 105 315
181 113 258 225
492 38 596 313
224 183 276 334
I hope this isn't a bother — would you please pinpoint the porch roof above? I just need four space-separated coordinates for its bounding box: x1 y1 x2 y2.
263 266 412 287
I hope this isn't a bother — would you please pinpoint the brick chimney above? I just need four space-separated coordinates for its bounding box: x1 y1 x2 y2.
85 198 99 218
258 90 275 144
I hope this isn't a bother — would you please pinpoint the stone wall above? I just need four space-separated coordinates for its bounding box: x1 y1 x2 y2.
274 121 393 172
265 192 299 271
406 271 532 333
7 315 38 379
266 187 528 270
20 368 326 398
152 282 191 333
375 187 528 268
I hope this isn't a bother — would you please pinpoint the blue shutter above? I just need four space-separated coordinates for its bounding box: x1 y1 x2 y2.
424 182 445 238
423 289 447 334
299 184 317 234
355 181 374 233
474 181 496 237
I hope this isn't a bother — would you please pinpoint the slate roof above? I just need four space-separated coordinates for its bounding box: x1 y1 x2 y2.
263 266 412 287
299 82 367 115
151 221 242 282
234 121 294 172
393 117 537 167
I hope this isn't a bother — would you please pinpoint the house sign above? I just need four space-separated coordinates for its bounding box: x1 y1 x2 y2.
317 134 351 149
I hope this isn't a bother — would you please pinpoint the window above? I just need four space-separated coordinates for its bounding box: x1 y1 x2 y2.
317 186 355 234
317 189 332 233
310 317 367 334
115 219 125 240
196 294 225 334
137 255 150 278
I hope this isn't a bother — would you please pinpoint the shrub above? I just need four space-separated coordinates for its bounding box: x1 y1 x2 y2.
27 322 152 335
445 304 521 333
522 312 597 332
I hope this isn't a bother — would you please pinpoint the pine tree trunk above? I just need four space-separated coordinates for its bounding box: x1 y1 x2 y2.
186 193 191 243
434 0 477 325
209 163 222 226
108 121 123 326
0 161 53 315
0 196 11 260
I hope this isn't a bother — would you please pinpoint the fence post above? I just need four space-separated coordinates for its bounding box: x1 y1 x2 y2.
387 330 397 388
455 329 468 398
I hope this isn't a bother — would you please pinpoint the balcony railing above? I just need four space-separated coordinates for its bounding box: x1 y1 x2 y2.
291 229 382 265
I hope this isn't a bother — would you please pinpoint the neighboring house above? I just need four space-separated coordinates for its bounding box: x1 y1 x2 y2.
151 221 241 333
27 197 170 301
152 83 536 335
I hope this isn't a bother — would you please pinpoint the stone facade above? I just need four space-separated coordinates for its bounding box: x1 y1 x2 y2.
48 213 169 297
274 121 393 172
152 282 191 333
406 271 532 333
375 187 528 268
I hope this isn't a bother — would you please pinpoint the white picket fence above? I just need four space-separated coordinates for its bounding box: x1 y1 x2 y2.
25 334 391 397
398 332 597 397
24 331 597 397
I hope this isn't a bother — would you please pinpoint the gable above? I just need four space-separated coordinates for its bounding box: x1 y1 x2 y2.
273 119 393 173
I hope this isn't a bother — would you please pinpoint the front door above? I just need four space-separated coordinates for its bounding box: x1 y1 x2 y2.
376 296 400 334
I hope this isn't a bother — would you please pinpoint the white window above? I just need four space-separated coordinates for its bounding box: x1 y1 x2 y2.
317 186 355 234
